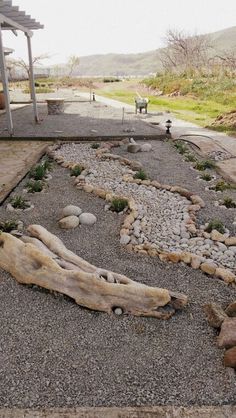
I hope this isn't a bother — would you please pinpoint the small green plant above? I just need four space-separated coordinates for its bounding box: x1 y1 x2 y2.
111 198 128 213
42 156 53 171
194 160 216 171
200 173 213 181
174 141 188 154
222 197 236 208
70 164 84 177
10 195 30 210
205 219 225 234
213 180 236 192
91 143 100 149
26 180 44 193
0 220 18 233
134 169 148 181
29 164 47 180
185 153 197 162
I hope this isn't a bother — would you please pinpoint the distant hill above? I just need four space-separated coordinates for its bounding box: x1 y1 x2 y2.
52 26 236 77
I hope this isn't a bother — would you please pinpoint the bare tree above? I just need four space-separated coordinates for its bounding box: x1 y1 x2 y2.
13 53 50 79
214 51 236 73
160 29 212 74
66 55 80 77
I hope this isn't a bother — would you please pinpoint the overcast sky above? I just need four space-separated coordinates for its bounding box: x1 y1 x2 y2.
2 0 236 65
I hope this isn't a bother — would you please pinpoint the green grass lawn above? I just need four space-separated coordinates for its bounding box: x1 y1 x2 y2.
96 79 236 136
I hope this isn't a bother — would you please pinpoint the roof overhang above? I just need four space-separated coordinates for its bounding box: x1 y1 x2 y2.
0 0 44 35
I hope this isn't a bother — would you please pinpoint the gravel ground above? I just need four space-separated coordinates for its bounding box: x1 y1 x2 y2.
0 89 164 138
0 140 236 409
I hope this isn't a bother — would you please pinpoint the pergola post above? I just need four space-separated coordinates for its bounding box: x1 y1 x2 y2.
0 23 13 136
26 32 39 123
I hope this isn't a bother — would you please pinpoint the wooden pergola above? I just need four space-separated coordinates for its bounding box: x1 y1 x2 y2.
0 0 44 136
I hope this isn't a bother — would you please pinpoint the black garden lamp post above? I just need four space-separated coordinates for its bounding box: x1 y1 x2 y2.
165 119 172 134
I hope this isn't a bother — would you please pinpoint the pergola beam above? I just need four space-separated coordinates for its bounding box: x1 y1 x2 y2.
0 13 32 34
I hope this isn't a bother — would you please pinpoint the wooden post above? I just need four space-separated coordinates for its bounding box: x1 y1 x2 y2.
0 23 13 136
26 33 39 123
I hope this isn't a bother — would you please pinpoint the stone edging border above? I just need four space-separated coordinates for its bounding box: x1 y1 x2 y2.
48 141 236 285
1 406 236 418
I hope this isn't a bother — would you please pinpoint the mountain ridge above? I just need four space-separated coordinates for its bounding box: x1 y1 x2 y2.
53 26 236 77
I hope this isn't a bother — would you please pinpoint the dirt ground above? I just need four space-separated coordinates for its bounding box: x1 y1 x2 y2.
0 139 236 409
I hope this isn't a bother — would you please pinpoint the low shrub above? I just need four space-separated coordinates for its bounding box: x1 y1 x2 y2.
70 165 84 177
26 180 44 193
205 219 225 234
91 143 100 149
10 195 30 210
222 197 236 208
42 156 53 171
185 153 197 162
23 87 54 94
29 163 47 181
213 180 236 192
134 169 148 181
0 220 18 233
194 160 216 171
200 173 213 181
174 141 188 154
110 198 128 213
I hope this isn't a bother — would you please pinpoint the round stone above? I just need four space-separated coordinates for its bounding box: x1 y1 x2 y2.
120 235 131 245
140 143 152 152
79 213 97 225
59 216 80 229
61 205 82 217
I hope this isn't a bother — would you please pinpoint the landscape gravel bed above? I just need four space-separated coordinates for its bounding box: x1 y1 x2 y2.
0 140 236 409
54 142 236 272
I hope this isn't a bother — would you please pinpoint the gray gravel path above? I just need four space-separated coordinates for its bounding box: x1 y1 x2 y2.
0 140 236 409
0 89 164 138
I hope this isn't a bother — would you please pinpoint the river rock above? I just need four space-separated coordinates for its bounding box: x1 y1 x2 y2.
191 255 202 269
120 234 131 245
140 143 152 152
190 195 205 208
215 268 235 284
200 261 217 275
218 318 236 348
224 347 236 368
127 144 141 153
211 230 227 242
204 303 228 328
225 237 236 246
225 301 236 317
59 216 80 229
61 205 82 217
79 213 97 225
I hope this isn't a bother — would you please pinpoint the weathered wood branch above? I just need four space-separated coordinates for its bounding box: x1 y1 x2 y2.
0 225 187 319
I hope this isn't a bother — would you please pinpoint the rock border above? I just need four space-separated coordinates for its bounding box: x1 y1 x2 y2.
48 142 236 285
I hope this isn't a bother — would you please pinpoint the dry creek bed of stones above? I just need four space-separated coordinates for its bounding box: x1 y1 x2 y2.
0 139 236 409
54 142 236 274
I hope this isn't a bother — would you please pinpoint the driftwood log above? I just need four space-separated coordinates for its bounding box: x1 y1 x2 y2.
0 225 187 319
